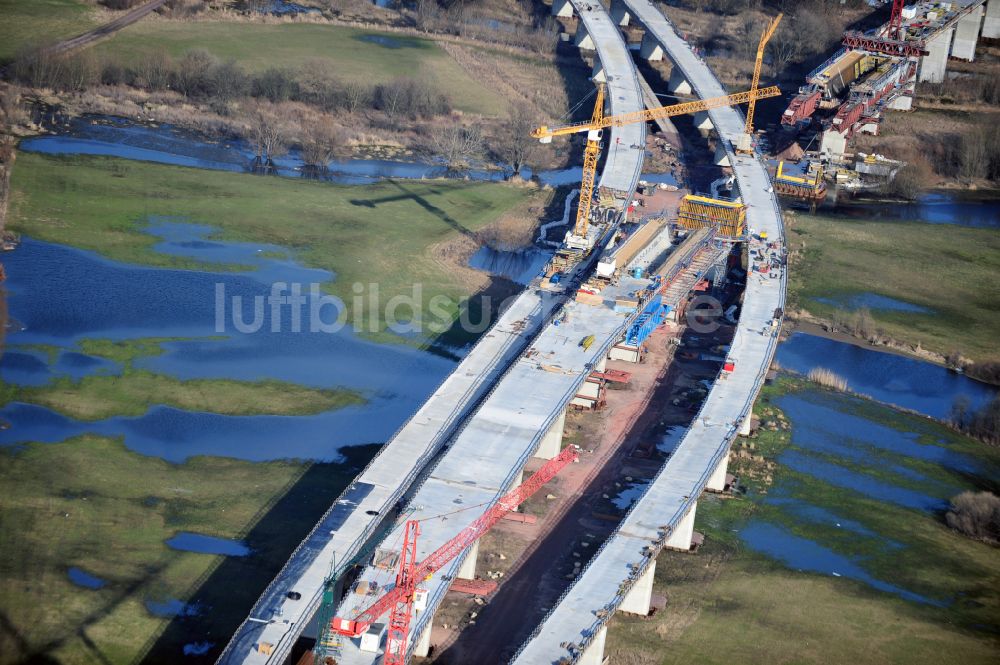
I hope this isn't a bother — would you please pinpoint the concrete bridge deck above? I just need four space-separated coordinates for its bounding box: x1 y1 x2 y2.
216 1 648 662
510 1 787 662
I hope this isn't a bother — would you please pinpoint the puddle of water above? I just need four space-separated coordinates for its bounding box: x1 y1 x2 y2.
68 567 106 589
355 33 407 48
146 598 200 618
611 479 650 511
776 333 997 420
640 172 680 187
1 351 53 386
764 497 883 540
739 521 944 606
656 425 687 455
814 292 930 314
467 246 551 284
834 193 1000 228
166 532 250 557
780 449 947 512
183 641 214 656
775 392 980 476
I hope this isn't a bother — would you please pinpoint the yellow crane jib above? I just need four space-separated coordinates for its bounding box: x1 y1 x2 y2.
743 12 783 141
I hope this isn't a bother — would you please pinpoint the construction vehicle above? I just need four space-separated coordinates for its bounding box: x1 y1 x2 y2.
737 12 782 154
329 447 580 665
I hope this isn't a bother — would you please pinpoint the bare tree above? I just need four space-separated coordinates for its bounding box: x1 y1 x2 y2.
495 107 538 176
247 105 290 173
431 123 483 171
767 25 800 78
342 80 372 114
301 117 347 175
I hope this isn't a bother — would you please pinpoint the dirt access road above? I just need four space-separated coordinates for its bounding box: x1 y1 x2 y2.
425 314 737 663
46 0 168 56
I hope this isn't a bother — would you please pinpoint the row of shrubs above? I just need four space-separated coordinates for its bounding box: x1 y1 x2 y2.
11 46 451 121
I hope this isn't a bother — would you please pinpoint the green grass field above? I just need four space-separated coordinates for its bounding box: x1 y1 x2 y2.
605 378 1000 665
0 435 376 664
0 370 362 420
786 213 1000 362
0 0 97 63
92 21 506 115
8 153 541 335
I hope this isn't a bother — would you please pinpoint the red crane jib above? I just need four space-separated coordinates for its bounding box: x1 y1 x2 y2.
331 446 579 640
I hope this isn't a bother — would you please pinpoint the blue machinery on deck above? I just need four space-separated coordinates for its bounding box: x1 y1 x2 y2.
624 293 671 347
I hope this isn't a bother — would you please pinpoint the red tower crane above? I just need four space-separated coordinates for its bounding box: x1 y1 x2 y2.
330 446 580 664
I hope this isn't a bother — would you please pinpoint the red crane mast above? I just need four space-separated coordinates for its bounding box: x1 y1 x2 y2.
331 446 580 664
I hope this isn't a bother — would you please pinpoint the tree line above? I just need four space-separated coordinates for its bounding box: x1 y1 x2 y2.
11 46 452 122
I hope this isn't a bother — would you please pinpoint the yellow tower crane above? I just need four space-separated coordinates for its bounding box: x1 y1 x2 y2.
532 84 781 242
737 12 783 154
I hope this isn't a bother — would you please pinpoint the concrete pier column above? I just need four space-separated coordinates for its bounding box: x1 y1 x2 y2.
577 625 607 665
592 59 606 83
639 32 664 61
666 502 696 551
692 110 714 133
984 0 1000 39
457 539 480 580
412 622 432 657
952 5 984 61
706 452 729 492
739 409 752 437
919 26 954 83
713 142 731 167
619 561 656 615
575 23 596 51
536 409 567 459
667 67 693 95
609 0 631 26
593 354 607 373
551 0 574 18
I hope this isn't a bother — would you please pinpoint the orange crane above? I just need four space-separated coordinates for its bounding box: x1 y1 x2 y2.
738 12 783 153
533 84 781 243
330 446 579 664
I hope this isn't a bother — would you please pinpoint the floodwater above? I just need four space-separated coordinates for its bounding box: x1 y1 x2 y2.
776 333 997 421
834 193 1000 227
611 478 650 511
814 292 931 314
68 567 107 590
21 115 576 187
166 532 251 557
146 598 200 618
0 223 459 461
737 388 980 605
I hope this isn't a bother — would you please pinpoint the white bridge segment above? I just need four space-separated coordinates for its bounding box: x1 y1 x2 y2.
217 288 564 665
511 2 788 662
217 1 649 662
572 0 646 195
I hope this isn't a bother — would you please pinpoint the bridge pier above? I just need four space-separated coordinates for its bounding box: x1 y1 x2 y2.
692 110 714 133
412 621 432 657
952 5 984 61
666 502 696 551
739 409 753 437
457 539 480 580
609 0 631 26
667 67 693 95
705 452 729 492
985 0 1000 39
551 0 574 18
619 560 656 615
577 625 608 665
713 142 731 167
575 23 596 51
592 59 606 83
536 409 567 459
918 25 954 83
639 32 664 61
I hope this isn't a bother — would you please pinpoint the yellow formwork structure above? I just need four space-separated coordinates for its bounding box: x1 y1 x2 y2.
677 194 747 240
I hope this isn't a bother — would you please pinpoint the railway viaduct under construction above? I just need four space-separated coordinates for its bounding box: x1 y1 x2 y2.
217 1 786 664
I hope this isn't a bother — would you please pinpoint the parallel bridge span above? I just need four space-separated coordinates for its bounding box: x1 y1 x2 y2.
512 1 787 662
216 1 646 662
